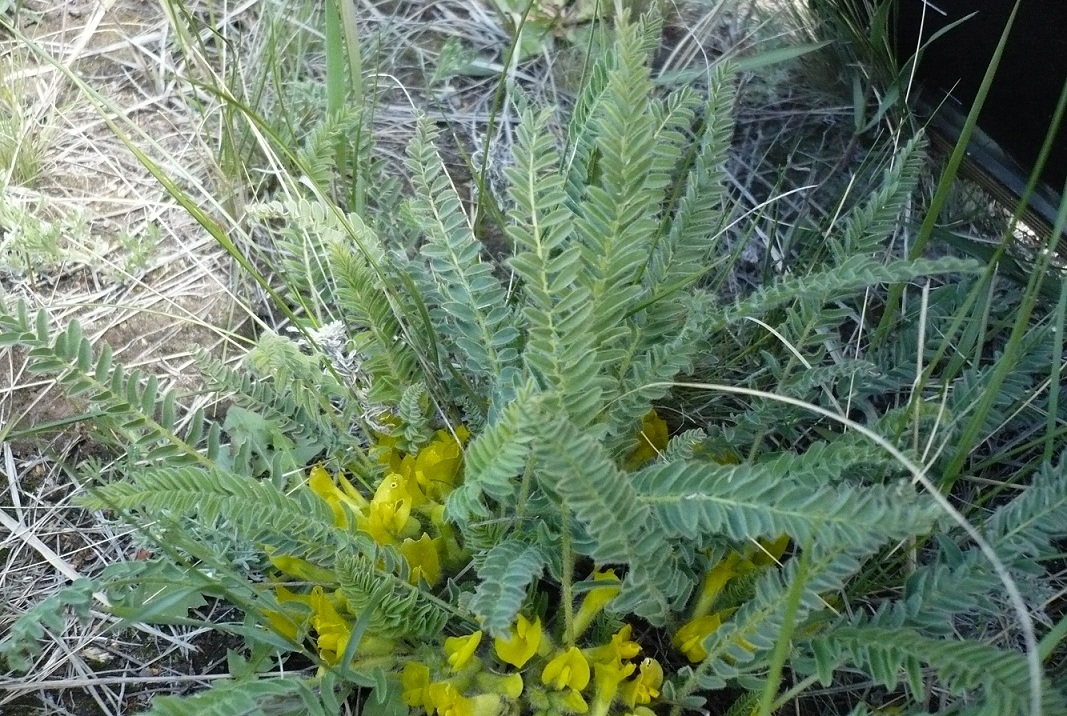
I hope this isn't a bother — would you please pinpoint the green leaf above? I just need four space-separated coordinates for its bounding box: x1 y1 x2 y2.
632 458 939 547
470 540 546 636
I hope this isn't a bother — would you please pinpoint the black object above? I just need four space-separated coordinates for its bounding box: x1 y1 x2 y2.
893 0 1067 197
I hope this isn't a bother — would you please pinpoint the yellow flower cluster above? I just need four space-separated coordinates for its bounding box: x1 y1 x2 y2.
403 614 665 716
255 410 788 714
304 426 469 587
399 565 667 716
263 582 395 668
402 628 524 716
539 624 663 716
263 426 470 668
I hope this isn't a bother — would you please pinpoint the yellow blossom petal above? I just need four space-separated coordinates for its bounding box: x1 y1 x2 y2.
414 429 466 501
263 608 301 642
337 471 369 504
620 658 664 707
394 454 428 507
588 624 641 664
400 533 443 586
309 586 351 665
625 410 669 469
573 569 621 636
309 464 339 500
374 472 413 507
673 614 723 663
542 647 591 692
359 474 417 545
691 552 742 619
428 682 475 716
494 614 542 668
561 688 590 714
268 553 336 584
402 662 433 710
591 657 636 715
445 631 483 671
262 583 313 642
308 465 367 528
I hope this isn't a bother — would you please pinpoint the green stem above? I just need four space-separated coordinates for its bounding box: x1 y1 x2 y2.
561 503 575 647
1044 279 1067 463
770 673 820 711
755 548 808 716
516 460 534 521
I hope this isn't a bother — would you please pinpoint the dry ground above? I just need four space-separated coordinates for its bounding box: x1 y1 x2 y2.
2 1 252 712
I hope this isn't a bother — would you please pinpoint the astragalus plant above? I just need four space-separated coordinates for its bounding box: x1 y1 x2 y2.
3 7 1064 716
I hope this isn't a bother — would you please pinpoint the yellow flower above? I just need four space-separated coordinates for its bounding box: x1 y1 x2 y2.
359 474 417 545
267 552 337 584
590 657 636 716
620 658 663 707
673 613 723 663
573 569 621 637
445 631 483 672
402 661 433 710
691 552 742 619
400 533 443 586
414 428 468 501
308 586 351 665
428 682 475 716
263 582 313 642
494 614 542 668
560 688 590 714
625 410 669 470
542 646 591 692
308 465 367 529
588 624 641 664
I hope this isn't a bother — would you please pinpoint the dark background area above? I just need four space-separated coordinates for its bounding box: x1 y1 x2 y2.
893 0 1067 194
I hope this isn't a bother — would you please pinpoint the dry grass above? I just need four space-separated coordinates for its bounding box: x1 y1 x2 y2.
1 1 253 712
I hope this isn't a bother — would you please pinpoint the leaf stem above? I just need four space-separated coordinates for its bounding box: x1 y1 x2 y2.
561 502 575 647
